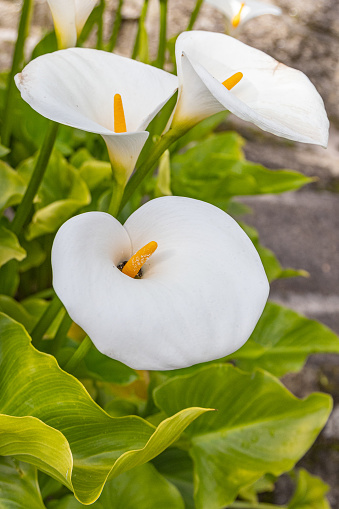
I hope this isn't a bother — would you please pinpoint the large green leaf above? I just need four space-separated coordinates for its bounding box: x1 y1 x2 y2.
0 160 26 213
0 415 73 490
0 224 26 267
17 151 91 239
152 448 195 509
171 133 312 209
154 364 332 509
0 457 46 509
227 302 339 377
48 463 184 509
288 469 330 509
0 313 208 504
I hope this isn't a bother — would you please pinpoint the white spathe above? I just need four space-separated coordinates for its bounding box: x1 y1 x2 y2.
15 48 178 182
171 31 329 147
52 196 269 370
47 0 98 49
205 0 281 27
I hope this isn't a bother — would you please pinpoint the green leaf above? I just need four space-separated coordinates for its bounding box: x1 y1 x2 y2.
238 475 275 503
0 313 208 504
0 225 26 267
152 448 195 509
227 302 339 377
72 343 138 385
78 160 112 191
0 142 10 158
17 151 91 239
101 463 184 509
31 30 58 60
288 469 330 509
48 463 183 509
0 160 26 213
154 364 332 509
18 238 46 272
0 415 73 490
171 133 312 209
0 457 46 509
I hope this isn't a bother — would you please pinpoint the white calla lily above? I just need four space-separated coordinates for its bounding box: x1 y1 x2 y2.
47 0 98 49
15 48 178 183
205 0 281 28
52 196 269 371
170 31 329 147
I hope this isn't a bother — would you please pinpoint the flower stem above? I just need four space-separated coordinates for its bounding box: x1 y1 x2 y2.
119 127 181 212
226 503 287 509
63 336 92 373
11 121 59 236
131 0 149 60
155 0 168 69
1 0 33 147
96 0 105 50
107 0 124 52
31 293 63 349
50 312 73 356
107 176 126 218
186 0 204 31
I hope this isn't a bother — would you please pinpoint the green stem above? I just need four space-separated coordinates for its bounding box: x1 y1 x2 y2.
186 0 204 31
107 177 126 218
226 503 287 509
1 0 33 146
31 294 62 349
50 312 73 356
119 127 181 212
10 121 59 236
155 0 168 68
107 0 124 52
63 336 92 373
131 0 149 59
96 0 105 49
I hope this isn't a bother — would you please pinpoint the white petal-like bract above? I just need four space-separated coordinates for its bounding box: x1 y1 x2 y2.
172 31 329 147
205 0 282 27
15 48 178 180
52 197 269 370
47 0 97 49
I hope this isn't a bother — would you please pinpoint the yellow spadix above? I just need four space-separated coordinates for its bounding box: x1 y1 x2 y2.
122 241 158 278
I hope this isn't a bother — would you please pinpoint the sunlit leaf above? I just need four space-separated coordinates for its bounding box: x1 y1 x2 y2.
0 160 26 213
154 364 332 509
17 150 91 239
0 313 208 504
0 225 26 267
171 133 312 209
48 463 183 509
288 469 330 509
227 302 339 377
0 415 73 490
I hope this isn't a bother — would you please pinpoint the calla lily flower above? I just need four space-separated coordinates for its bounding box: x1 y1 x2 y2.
47 0 98 49
15 48 178 183
205 0 281 29
52 196 269 370
170 31 329 147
